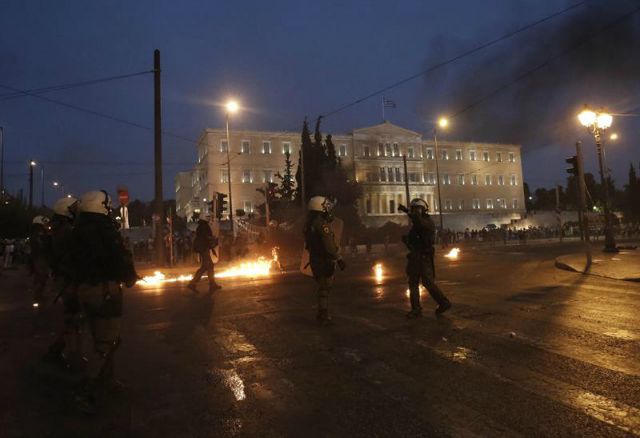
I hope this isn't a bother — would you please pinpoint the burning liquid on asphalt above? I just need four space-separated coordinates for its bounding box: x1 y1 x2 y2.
373 263 383 284
137 251 280 287
444 248 460 260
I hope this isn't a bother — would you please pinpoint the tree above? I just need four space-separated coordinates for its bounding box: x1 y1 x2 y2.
623 163 640 223
523 182 533 211
275 151 295 201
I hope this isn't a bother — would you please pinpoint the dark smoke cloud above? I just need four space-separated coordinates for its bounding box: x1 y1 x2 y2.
418 0 640 147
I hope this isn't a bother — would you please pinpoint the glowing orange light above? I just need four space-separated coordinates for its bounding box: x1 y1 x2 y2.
444 248 460 260
373 263 383 284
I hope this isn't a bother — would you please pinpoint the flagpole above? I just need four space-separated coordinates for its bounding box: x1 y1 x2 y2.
381 96 385 122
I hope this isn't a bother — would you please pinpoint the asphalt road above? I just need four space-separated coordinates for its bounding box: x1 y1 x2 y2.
1 241 639 437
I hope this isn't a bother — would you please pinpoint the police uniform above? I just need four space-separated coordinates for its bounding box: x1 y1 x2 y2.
29 216 51 305
45 203 80 364
70 191 137 411
404 200 451 317
304 196 344 323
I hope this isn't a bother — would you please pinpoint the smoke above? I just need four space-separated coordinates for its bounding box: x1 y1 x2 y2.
418 0 640 147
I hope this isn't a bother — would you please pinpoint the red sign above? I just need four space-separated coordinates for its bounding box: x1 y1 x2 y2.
117 186 129 206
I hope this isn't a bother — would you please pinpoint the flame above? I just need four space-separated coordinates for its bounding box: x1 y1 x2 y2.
137 248 281 287
373 263 383 284
217 257 272 278
444 247 460 260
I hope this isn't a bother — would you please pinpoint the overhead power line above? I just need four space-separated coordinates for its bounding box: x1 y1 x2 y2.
0 70 154 102
319 1 587 120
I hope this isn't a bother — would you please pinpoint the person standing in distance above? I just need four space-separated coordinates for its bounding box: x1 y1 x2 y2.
399 198 451 318
29 215 51 307
70 190 138 413
187 215 221 294
303 196 346 325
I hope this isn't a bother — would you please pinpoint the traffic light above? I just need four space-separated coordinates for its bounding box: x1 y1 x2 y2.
216 192 228 219
565 155 579 176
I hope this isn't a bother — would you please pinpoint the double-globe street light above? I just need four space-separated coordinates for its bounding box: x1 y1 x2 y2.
577 106 617 252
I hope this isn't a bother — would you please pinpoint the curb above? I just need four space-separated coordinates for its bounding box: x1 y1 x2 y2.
554 256 640 282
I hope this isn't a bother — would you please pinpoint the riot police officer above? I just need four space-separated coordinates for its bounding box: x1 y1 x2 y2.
44 196 79 365
29 215 51 307
70 190 137 412
400 198 451 318
303 196 346 324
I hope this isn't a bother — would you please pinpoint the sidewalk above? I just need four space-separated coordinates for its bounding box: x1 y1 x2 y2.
555 246 640 281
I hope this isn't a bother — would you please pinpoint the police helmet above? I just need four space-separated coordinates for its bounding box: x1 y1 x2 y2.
32 215 50 226
78 190 112 215
308 196 335 213
410 198 429 212
52 197 78 218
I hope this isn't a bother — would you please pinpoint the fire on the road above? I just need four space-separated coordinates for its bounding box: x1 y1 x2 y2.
137 254 278 287
373 263 384 284
444 247 460 260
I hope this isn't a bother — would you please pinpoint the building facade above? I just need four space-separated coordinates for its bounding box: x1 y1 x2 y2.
177 121 526 229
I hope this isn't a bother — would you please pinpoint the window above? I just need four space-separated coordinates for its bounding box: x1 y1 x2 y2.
339 144 347 157
220 169 229 183
469 150 477 161
426 172 435 184
379 167 387 182
426 148 434 160
243 200 253 214
498 175 505 186
445 199 453 210
366 172 377 182
389 199 396 214
240 140 250 154
457 174 465 185
496 152 502 162
441 149 449 160
262 141 271 154
456 149 463 160
363 145 371 157
486 199 494 209
263 170 273 183
443 174 451 185
483 151 490 161
377 143 384 157
366 198 372 214
409 172 420 182
509 152 515 163
282 142 291 154
393 143 400 157
512 199 519 209
220 140 229 152
497 198 507 209
242 170 252 183
510 174 517 186
387 167 393 182
407 146 415 159
472 199 480 209
385 143 392 157
458 200 464 210
471 174 478 185
485 174 492 185
394 168 401 182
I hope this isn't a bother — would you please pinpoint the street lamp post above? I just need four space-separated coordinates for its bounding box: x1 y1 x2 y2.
225 100 239 237
578 106 617 252
28 160 36 209
432 117 449 248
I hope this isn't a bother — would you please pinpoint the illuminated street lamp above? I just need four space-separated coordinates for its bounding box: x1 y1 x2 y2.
432 116 449 247
225 99 239 236
609 133 618 141
28 159 36 209
578 106 617 252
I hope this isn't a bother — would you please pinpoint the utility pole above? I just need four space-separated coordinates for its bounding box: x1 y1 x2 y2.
402 155 410 223
576 141 591 268
28 160 34 209
40 166 45 207
225 113 234 237
0 127 4 199
300 146 306 209
153 49 165 265
433 130 445 248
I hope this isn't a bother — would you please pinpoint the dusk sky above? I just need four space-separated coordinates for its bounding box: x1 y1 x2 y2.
1 0 639 202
